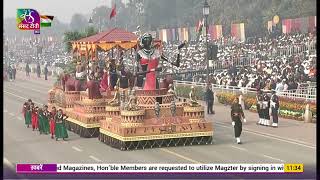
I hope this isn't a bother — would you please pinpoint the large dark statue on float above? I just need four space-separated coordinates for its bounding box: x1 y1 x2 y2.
62 61 87 91
86 72 102 99
135 33 181 90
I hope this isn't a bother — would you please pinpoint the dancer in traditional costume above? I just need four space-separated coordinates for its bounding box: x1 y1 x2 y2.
22 102 28 122
55 109 69 141
25 99 33 128
39 105 50 135
31 106 39 131
49 106 57 139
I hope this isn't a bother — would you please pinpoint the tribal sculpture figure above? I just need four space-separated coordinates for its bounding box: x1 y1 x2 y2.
126 89 138 111
154 102 160 119
167 84 177 99
107 85 120 107
189 86 200 107
136 33 181 90
170 101 177 117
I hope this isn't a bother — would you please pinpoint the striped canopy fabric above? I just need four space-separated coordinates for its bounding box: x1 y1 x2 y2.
231 23 245 42
282 16 316 34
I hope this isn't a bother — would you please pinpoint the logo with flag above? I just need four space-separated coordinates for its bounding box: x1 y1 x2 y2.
40 15 54 27
109 4 116 19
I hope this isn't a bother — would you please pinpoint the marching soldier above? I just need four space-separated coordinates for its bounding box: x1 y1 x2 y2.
270 90 279 128
262 91 271 126
231 98 246 144
256 90 263 125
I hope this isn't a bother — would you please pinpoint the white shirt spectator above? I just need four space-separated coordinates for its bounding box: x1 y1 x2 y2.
275 82 284 92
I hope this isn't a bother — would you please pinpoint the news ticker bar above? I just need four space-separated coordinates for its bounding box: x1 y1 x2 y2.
16 164 304 173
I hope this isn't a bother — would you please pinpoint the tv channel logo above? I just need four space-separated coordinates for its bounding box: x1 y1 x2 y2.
17 9 41 34
17 9 54 34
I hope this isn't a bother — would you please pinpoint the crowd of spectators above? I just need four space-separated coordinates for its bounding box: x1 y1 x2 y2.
162 32 316 92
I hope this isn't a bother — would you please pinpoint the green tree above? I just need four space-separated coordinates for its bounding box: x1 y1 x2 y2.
63 31 84 53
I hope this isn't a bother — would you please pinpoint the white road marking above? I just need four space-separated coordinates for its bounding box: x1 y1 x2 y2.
160 149 201 164
9 113 14 116
263 154 285 162
3 157 15 171
230 145 248 152
72 146 83 152
18 117 22 120
4 91 42 105
215 122 316 149
4 109 8 113
7 83 49 93
89 155 102 162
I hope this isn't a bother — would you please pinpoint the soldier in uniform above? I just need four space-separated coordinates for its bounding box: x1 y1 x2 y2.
270 90 279 128
262 91 271 126
231 98 246 144
256 90 264 125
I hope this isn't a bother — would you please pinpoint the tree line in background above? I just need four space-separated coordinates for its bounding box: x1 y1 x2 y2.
4 0 316 52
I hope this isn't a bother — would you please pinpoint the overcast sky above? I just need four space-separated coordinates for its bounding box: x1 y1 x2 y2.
4 0 113 23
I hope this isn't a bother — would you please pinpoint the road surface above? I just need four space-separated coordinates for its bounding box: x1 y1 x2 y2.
3 73 316 179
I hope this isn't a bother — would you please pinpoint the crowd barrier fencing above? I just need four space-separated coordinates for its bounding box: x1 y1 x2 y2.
173 80 316 102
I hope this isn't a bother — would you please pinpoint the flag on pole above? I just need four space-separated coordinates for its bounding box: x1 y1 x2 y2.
40 15 54 27
110 4 116 19
196 19 204 33
196 19 204 42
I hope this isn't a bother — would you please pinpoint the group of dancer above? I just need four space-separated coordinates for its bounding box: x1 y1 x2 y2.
22 99 69 141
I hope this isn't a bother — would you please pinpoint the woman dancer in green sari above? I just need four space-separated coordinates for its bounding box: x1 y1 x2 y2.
55 109 69 141
39 105 50 135
25 100 33 128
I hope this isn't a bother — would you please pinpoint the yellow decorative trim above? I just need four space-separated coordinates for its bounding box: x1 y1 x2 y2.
106 118 113 121
121 110 145 116
66 117 100 128
189 119 201 123
183 106 204 112
105 106 120 111
121 123 143 128
99 129 213 141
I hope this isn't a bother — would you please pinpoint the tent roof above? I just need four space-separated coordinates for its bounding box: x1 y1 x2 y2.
75 28 138 44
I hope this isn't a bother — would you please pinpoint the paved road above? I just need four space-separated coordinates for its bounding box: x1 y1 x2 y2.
3 72 316 179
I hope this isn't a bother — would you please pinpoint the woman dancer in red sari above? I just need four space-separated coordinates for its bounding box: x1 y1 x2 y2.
49 106 57 139
31 106 39 131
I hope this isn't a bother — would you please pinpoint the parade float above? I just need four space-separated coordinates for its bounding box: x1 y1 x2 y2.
48 28 213 150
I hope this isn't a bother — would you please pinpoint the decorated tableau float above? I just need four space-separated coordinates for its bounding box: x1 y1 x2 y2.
48 28 213 150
